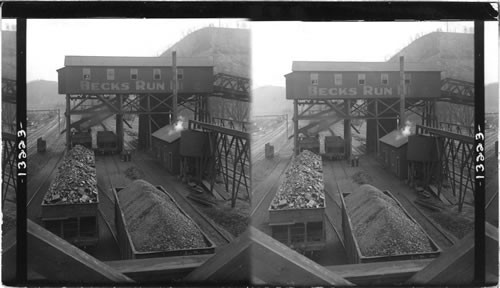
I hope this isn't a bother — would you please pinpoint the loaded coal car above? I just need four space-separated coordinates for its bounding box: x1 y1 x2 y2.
298 136 320 154
324 135 345 160
41 145 98 248
96 131 119 154
340 184 441 264
71 131 92 149
268 150 326 254
113 179 215 260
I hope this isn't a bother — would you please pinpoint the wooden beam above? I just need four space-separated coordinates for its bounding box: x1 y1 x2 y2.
185 229 251 284
416 124 474 144
2 227 16 284
250 227 353 286
326 258 433 285
105 254 212 282
27 219 134 284
190 120 250 140
407 230 475 285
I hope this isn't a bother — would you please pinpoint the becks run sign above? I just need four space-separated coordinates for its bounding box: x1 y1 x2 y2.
80 80 167 92
308 85 394 97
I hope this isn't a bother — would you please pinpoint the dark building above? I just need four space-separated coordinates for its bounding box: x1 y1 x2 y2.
378 129 409 180
152 124 183 175
285 61 441 100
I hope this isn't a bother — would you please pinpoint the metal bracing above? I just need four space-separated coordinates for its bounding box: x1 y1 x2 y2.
2 133 17 209
416 125 474 212
438 122 474 137
440 78 474 106
212 117 251 132
2 78 16 104
292 97 435 155
66 93 178 150
212 73 250 102
189 120 250 208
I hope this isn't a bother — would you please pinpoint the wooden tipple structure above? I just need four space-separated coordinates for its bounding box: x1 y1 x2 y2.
57 55 251 207
285 60 441 159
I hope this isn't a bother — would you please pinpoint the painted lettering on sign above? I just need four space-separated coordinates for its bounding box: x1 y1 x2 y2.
80 81 167 92
309 85 393 97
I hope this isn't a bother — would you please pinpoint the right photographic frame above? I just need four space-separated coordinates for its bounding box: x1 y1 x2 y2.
250 20 498 286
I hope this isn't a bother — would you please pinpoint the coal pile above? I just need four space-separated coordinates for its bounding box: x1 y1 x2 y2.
66 144 95 167
346 184 433 257
118 180 208 252
43 145 97 205
270 150 325 210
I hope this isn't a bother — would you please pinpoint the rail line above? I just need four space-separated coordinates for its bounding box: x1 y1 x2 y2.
97 184 119 247
396 191 456 248
26 149 65 209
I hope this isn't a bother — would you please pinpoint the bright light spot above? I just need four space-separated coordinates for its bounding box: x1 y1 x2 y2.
174 116 185 132
401 120 411 137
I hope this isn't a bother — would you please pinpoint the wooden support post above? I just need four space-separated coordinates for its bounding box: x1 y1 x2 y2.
294 100 299 155
286 113 289 139
172 51 178 123
375 100 380 155
344 99 352 160
114 94 124 153
400 56 406 129
147 95 152 151
66 94 71 150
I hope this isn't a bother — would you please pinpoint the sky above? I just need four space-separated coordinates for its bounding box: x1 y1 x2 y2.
26 19 247 82
16 19 500 87
251 21 498 88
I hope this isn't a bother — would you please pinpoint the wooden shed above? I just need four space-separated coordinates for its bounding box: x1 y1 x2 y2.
378 129 409 180
152 124 184 175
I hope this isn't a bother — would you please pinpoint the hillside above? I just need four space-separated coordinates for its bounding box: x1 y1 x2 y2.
27 80 65 109
2 30 16 80
486 82 499 113
389 32 474 82
161 27 250 78
252 86 292 116
389 32 476 125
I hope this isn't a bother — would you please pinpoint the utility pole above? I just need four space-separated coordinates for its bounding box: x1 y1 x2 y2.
400 56 406 129
172 51 178 123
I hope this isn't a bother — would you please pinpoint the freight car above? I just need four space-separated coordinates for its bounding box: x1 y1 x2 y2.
340 184 441 264
297 136 320 154
96 131 119 154
41 145 99 248
71 132 92 149
268 150 326 254
113 180 215 260
324 135 345 160
37 137 46 153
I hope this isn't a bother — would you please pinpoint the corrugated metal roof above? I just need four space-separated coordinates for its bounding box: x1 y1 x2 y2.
379 129 409 148
152 123 187 143
292 61 441 72
64 56 213 67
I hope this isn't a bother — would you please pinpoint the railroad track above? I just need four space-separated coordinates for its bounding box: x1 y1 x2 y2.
251 120 289 162
96 184 119 247
26 144 66 210
396 191 457 248
27 116 60 156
